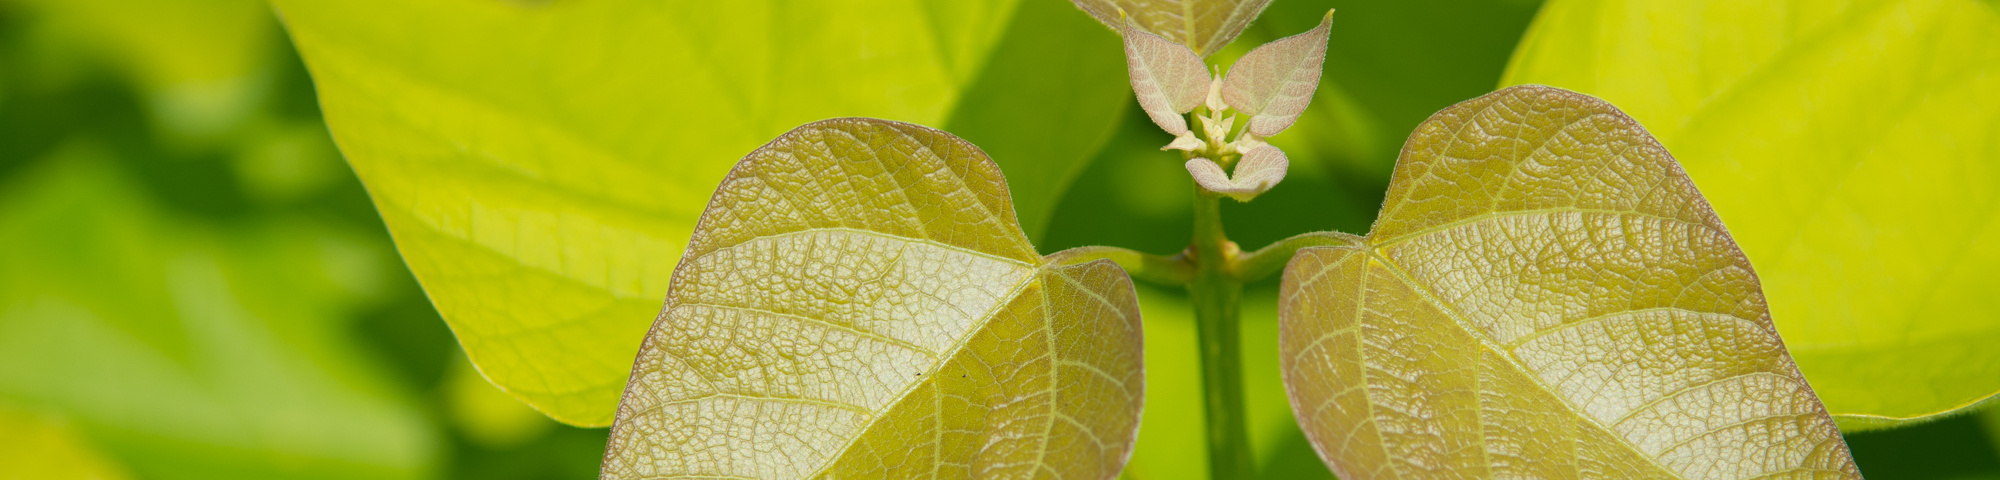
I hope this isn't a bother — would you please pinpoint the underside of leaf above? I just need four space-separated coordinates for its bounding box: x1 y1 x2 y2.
600 118 1144 480
1184 145 1287 202
1122 22 1211 135
1279 85 1859 479
1502 0 2000 428
1070 0 1275 56
1221 10 1332 136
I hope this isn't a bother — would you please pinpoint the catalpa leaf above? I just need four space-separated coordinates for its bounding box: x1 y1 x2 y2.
1222 10 1332 137
1279 86 1858 478
274 0 1129 425
1070 0 1274 56
601 118 1143 479
1122 21 1211 135
1184 144 1288 202
1502 0 2000 428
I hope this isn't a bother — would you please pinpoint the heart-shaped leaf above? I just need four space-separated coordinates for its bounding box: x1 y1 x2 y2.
274 0 1131 426
1222 10 1332 137
1070 0 1275 56
1502 0 2000 428
1279 85 1858 478
601 118 1144 479
1185 144 1288 202
1122 21 1211 136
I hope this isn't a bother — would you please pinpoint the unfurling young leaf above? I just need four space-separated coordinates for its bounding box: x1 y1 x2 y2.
1279 85 1860 478
1071 0 1276 56
1122 20 1211 136
601 118 1144 480
1222 10 1333 137
1184 145 1288 202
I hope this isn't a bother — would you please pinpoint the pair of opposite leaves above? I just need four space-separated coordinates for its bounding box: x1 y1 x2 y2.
598 85 1861 477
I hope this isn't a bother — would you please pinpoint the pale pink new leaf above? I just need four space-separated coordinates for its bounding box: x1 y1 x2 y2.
1184 145 1288 202
1222 11 1332 136
1124 22 1211 135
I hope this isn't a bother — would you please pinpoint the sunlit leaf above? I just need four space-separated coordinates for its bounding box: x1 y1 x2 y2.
1502 0 2000 428
1122 21 1211 135
1221 10 1332 137
1185 145 1288 202
602 118 1143 479
1280 86 1858 478
1070 0 1275 56
0 148 437 479
274 0 1129 425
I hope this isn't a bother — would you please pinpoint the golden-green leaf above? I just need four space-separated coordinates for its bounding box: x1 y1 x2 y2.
601 118 1144 479
1501 0 2000 428
1070 0 1274 56
1279 85 1859 478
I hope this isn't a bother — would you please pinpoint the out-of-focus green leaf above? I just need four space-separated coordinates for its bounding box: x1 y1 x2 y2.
274 0 1131 425
1069 0 1275 56
443 356 554 449
602 118 1143 479
1842 411 2000 478
1280 86 1857 478
945 0 1130 240
0 148 437 480
3 0 275 140
1986 407 2000 460
1503 0 2000 428
230 120 343 203
0 407 133 480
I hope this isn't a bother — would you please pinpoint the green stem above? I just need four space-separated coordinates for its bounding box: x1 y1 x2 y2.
1043 246 1195 286
1230 231 1366 283
1188 188 1253 480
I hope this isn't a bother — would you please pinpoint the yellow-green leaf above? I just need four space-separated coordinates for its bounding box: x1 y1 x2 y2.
1279 86 1858 478
602 118 1143 479
1501 0 2000 428
274 0 1129 426
0 408 132 480
1070 0 1275 56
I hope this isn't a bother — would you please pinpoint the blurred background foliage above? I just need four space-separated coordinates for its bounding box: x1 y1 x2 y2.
0 0 1996 479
